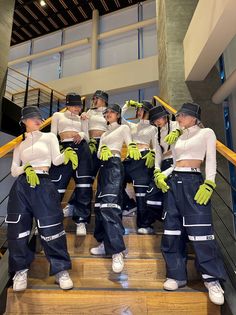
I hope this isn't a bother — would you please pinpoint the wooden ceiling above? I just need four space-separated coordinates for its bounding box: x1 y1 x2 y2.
12 0 146 46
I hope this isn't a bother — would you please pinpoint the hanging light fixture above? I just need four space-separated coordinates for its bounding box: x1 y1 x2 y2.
40 0 46 7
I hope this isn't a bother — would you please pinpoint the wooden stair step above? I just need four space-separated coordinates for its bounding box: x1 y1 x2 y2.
5 288 220 315
26 278 204 291
29 256 200 281
63 216 164 235
65 233 162 256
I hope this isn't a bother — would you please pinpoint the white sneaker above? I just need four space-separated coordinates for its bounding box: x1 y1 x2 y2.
112 252 124 273
13 269 28 292
76 223 86 236
137 227 154 235
55 270 73 290
204 281 224 305
63 204 74 217
90 242 106 255
163 278 187 290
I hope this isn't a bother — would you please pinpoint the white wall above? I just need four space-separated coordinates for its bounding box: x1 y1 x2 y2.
223 35 236 151
8 1 156 81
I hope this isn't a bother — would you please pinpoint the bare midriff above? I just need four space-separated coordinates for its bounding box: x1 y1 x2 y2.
137 143 150 150
176 159 202 168
33 166 49 172
89 130 105 138
59 131 78 141
111 150 120 156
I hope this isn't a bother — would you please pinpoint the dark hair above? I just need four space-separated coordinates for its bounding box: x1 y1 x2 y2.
158 116 170 153
19 121 27 140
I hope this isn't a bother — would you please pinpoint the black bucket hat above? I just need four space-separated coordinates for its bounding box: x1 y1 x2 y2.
21 106 42 121
176 102 201 120
149 105 169 123
141 100 154 112
66 93 82 106
103 103 121 115
93 90 109 103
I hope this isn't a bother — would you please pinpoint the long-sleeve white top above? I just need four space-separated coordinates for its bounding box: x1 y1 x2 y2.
86 107 107 132
122 104 157 148
154 120 179 169
51 110 89 142
163 125 217 182
98 122 132 157
11 131 64 177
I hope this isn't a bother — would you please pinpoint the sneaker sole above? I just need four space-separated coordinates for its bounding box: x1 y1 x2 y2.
55 280 73 290
163 282 187 291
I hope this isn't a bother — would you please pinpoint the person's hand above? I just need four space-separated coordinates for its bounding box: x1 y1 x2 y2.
154 171 169 193
164 129 182 145
80 112 89 120
100 145 113 161
142 150 155 168
73 133 82 144
127 142 141 160
194 180 216 205
64 147 78 170
125 100 142 108
24 163 40 188
89 138 97 154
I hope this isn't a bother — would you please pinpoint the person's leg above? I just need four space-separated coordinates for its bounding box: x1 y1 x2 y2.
98 158 125 255
161 174 187 285
6 177 34 275
49 142 74 201
71 141 93 226
33 177 72 276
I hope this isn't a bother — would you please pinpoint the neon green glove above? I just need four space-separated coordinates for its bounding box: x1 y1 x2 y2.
127 142 142 160
142 150 155 168
100 144 113 161
154 171 169 193
23 163 40 188
89 138 97 154
164 129 182 145
64 147 78 170
194 180 216 205
125 100 143 108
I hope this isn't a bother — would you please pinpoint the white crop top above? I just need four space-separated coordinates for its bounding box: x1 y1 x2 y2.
86 107 107 132
155 120 179 169
122 104 157 147
98 122 132 157
163 125 217 182
51 110 89 142
11 131 64 177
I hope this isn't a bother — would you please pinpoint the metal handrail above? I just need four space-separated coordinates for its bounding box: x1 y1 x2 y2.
8 67 65 98
153 96 236 166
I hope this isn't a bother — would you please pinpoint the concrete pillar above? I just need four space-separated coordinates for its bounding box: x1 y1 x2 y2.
157 0 225 142
0 0 15 128
91 9 99 70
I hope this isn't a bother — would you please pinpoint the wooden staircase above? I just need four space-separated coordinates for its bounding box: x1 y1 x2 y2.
5 183 221 314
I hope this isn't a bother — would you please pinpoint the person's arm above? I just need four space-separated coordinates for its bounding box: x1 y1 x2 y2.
50 133 65 166
80 119 89 142
50 113 59 135
123 125 133 147
121 103 135 129
11 145 24 177
205 129 217 182
97 134 104 159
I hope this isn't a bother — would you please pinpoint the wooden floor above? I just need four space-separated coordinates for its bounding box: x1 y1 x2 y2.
5 183 221 314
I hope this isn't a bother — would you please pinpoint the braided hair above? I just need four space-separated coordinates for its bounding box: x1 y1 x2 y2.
157 116 170 153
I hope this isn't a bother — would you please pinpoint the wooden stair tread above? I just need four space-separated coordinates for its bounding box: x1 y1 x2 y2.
63 216 164 235
29 255 200 281
6 288 220 315
27 278 206 292
64 233 163 255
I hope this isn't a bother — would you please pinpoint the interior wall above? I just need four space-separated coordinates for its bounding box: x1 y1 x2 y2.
223 35 236 151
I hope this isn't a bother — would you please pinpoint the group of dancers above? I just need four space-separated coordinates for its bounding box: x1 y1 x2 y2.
5 90 226 305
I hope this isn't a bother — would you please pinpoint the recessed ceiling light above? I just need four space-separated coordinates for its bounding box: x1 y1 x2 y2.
40 0 46 7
